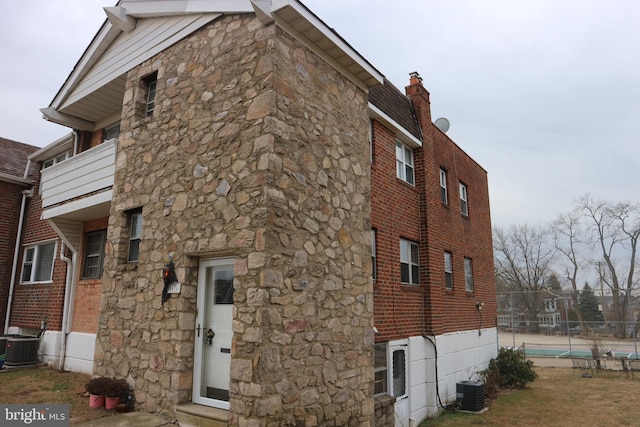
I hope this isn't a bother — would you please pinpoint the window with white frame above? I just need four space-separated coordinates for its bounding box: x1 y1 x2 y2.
444 251 453 290
42 151 69 169
395 142 414 185
144 72 158 117
20 241 56 283
103 123 120 143
82 230 106 279
371 230 377 281
373 342 387 396
459 182 468 216
464 257 474 292
440 168 448 204
128 210 143 262
400 239 419 285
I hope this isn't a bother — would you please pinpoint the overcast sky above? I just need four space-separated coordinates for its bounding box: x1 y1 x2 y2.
1 0 638 227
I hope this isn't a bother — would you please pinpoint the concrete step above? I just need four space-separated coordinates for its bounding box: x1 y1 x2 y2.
175 403 229 427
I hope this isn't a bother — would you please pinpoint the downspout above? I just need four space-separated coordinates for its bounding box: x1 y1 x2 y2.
4 159 33 334
58 243 77 371
72 130 78 156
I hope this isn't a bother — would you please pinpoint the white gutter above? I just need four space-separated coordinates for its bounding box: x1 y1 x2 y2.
58 243 77 371
4 160 33 334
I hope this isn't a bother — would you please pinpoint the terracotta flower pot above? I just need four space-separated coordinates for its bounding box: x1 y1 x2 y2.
89 394 105 408
105 396 120 410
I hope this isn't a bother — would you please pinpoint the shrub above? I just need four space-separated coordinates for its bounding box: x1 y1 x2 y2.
481 348 537 390
85 377 130 399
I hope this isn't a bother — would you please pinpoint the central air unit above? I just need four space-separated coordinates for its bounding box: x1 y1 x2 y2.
4 336 40 366
456 381 485 412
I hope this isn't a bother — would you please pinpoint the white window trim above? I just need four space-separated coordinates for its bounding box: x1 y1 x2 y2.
459 182 468 216
20 240 58 284
444 251 453 290
371 230 377 281
400 239 419 285
128 210 143 262
395 141 415 185
464 257 474 292
440 168 448 204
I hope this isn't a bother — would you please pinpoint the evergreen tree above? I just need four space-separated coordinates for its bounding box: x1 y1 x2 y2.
579 283 604 322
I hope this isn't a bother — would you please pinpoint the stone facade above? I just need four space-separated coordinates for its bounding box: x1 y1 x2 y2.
94 14 374 426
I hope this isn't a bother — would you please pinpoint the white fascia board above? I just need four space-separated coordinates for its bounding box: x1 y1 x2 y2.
119 0 254 17
41 190 113 221
48 20 117 111
271 0 383 88
0 172 32 186
369 103 422 148
29 133 75 161
40 107 95 131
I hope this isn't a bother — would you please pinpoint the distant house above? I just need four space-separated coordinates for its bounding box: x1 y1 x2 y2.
6 1 497 425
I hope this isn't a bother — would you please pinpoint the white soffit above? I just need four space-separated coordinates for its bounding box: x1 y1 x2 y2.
269 0 383 90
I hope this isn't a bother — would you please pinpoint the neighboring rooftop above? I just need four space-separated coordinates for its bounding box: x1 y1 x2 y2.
0 137 39 181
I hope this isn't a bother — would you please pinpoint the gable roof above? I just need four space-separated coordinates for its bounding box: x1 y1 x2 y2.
0 137 39 184
41 0 383 131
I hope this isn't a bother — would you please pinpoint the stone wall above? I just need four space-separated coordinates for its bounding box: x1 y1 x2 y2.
95 13 374 426
374 395 395 427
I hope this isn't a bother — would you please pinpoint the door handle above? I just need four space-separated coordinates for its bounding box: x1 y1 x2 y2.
206 328 215 345
196 324 200 337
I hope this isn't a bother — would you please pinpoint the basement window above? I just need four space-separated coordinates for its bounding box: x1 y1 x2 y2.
374 342 388 396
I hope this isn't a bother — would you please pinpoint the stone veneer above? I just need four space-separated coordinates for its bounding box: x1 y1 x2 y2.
95 13 374 426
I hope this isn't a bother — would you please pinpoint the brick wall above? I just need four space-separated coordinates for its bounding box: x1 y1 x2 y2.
371 78 496 342
9 165 67 331
71 217 108 334
0 181 26 332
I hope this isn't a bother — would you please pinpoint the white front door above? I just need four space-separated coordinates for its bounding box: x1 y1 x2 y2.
193 258 234 409
390 344 409 427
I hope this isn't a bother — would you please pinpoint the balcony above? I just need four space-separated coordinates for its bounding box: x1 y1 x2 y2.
40 139 116 210
40 139 116 252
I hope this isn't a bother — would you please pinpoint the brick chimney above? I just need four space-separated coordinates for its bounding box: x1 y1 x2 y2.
405 71 432 129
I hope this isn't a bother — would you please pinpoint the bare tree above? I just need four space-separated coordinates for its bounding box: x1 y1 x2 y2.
551 210 586 330
494 224 556 330
577 194 640 338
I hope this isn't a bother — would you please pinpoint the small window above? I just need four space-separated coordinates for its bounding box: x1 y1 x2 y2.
82 230 106 279
459 182 468 216
464 257 474 292
128 210 143 262
144 72 158 117
21 241 56 283
444 251 453 290
374 342 387 396
214 268 234 304
400 239 419 285
395 142 414 185
42 151 69 169
440 169 448 204
103 123 120 142
371 230 377 281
